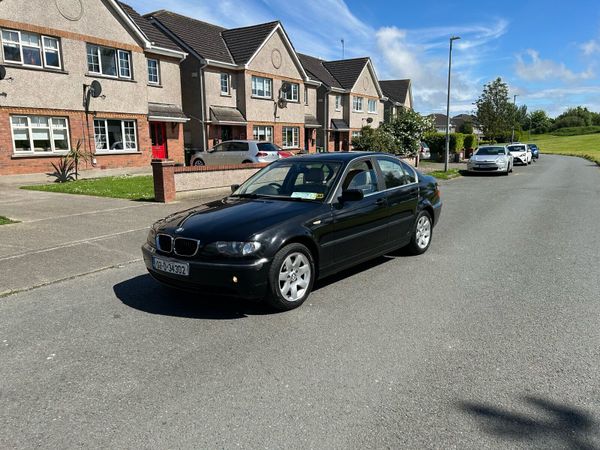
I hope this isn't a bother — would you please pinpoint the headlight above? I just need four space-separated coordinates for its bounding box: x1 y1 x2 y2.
147 226 157 247
215 241 261 257
496 157 507 164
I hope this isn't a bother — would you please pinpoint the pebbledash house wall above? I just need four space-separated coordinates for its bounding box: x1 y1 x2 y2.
0 0 184 175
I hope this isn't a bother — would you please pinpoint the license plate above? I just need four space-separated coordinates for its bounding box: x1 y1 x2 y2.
152 257 189 276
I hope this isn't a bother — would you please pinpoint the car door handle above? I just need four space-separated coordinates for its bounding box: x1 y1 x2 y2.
374 198 386 206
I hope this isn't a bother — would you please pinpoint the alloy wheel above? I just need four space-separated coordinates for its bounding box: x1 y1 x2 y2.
278 252 311 302
415 216 431 249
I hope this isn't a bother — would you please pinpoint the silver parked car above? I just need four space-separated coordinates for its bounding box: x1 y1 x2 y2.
467 145 513 175
190 140 281 166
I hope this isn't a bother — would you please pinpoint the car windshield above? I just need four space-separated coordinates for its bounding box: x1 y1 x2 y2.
257 142 280 152
232 160 343 201
476 147 505 155
508 145 526 152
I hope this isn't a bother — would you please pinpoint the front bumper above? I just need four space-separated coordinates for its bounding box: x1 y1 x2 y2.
142 243 270 298
467 162 507 172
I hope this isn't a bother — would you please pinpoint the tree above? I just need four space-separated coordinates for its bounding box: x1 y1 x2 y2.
529 110 552 134
351 126 395 153
380 108 434 156
457 121 473 134
475 77 513 141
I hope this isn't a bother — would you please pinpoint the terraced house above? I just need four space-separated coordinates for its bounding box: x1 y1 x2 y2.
147 11 322 153
298 54 386 151
0 0 187 175
380 79 413 122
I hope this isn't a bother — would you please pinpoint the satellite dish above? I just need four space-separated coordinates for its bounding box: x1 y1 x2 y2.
0 65 6 81
366 117 373 124
280 82 291 94
277 98 287 109
89 80 102 98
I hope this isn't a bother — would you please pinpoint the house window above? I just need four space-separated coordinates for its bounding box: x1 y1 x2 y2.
10 115 70 153
353 96 363 112
220 73 230 95
86 44 131 79
304 87 308 105
282 127 299 148
282 82 299 102
1 29 62 69
368 99 377 113
252 76 272 98
253 126 273 142
147 58 160 84
335 95 341 111
93 119 138 152
352 131 362 139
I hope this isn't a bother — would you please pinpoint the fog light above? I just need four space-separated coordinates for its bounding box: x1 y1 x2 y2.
232 276 238 283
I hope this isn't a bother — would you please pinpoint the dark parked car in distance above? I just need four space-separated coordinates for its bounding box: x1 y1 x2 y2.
528 143 540 159
142 152 442 310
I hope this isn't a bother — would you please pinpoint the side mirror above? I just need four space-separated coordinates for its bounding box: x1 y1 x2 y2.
339 189 364 203
230 184 240 193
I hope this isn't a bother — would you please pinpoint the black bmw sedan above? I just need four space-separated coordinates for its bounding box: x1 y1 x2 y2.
142 152 442 310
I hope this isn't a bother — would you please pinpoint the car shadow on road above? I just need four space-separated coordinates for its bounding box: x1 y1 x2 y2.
113 274 273 320
114 249 412 319
457 396 600 449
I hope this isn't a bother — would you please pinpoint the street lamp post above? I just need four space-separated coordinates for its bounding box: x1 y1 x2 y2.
444 36 460 172
511 94 518 143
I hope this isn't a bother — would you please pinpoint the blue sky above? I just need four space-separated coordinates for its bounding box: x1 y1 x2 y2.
129 0 600 117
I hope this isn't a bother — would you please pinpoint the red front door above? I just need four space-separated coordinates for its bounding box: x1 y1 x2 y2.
150 122 167 159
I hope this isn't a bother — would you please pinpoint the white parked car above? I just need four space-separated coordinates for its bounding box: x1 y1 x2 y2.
190 140 281 166
507 143 532 165
467 145 513 175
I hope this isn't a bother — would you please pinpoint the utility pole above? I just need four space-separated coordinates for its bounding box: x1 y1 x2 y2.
511 94 518 143
444 36 460 172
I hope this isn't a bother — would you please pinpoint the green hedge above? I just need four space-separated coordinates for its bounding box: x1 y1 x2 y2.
424 132 472 159
551 126 600 136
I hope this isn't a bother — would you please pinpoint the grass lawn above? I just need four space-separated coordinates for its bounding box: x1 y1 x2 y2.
526 133 600 164
21 175 155 201
0 216 18 225
428 169 461 180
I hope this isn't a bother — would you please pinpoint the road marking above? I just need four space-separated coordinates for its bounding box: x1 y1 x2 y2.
19 203 153 224
0 227 149 262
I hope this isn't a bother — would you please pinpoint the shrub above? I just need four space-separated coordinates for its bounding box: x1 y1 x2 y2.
463 134 478 149
551 126 600 136
450 133 465 154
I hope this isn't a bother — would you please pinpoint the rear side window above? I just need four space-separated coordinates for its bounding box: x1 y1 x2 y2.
377 158 405 189
229 142 249 151
257 142 279 152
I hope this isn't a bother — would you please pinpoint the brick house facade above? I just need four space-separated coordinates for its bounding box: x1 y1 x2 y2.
0 0 187 175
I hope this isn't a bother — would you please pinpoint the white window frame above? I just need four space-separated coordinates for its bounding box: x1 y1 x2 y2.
86 44 131 79
282 82 299 102
335 95 341 111
368 99 377 114
10 115 71 154
352 131 362 139
93 119 138 153
117 50 131 79
251 75 272 99
353 96 363 112
220 73 230 95
147 58 160 84
282 126 299 149
1 29 62 70
253 125 273 142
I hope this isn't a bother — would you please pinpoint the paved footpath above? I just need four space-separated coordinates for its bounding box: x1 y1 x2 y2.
0 180 212 296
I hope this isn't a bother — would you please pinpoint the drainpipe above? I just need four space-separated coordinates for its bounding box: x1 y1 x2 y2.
198 59 209 151
323 86 331 152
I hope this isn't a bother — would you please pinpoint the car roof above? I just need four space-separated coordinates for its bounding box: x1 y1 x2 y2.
284 151 393 163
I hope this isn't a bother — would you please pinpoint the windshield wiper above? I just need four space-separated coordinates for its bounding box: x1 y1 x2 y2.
230 193 259 198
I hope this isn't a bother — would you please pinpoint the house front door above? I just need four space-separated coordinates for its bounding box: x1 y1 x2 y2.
151 122 167 159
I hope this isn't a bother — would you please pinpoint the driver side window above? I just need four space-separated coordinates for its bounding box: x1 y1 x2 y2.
342 160 379 195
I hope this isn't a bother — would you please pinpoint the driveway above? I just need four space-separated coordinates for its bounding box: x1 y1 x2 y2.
0 183 211 296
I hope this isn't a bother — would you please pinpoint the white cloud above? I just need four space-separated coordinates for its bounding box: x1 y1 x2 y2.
581 39 600 56
515 49 594 82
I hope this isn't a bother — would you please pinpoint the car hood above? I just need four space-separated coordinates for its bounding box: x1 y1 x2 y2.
154 197 323 241
471 154 505 162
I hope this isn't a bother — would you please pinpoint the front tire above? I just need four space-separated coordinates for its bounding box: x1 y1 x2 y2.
406 211 433 255
192 159 205 166
265 243 315 311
